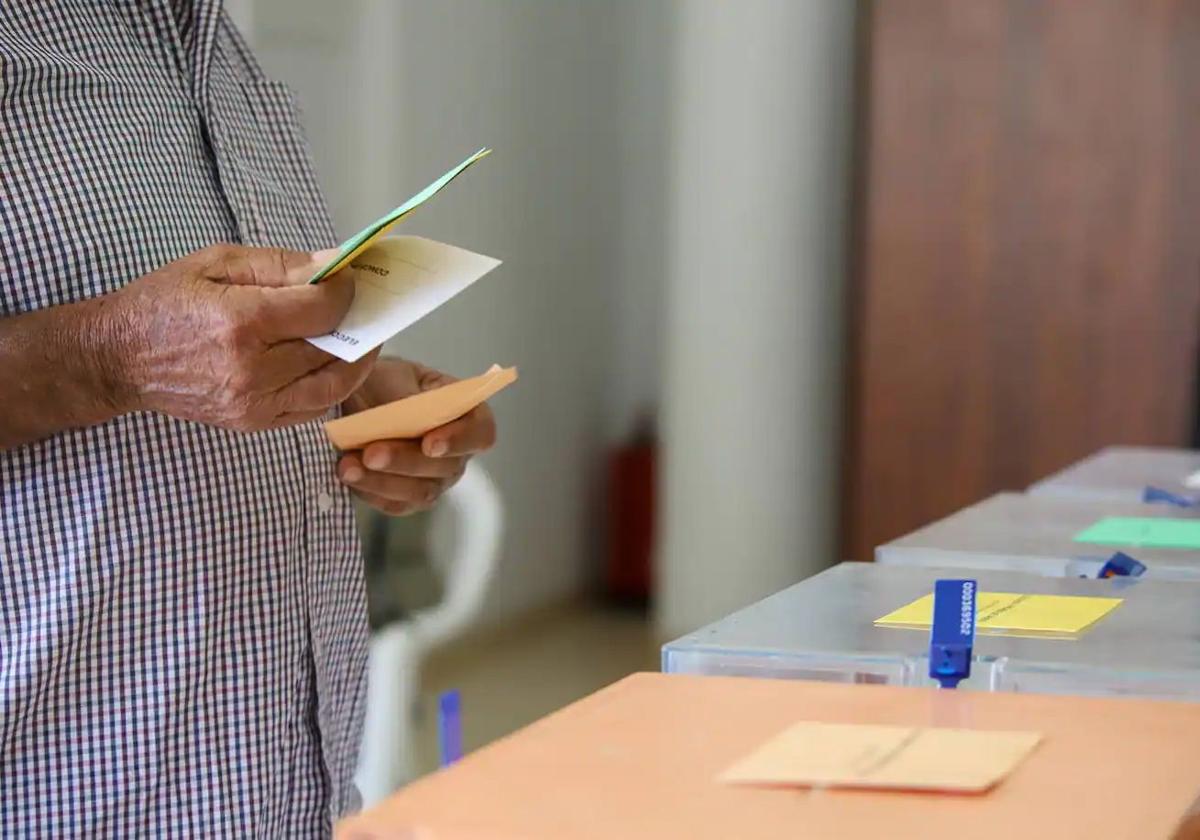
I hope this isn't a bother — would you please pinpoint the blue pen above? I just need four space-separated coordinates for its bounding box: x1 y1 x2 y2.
439 689 463 768
928 579 976 689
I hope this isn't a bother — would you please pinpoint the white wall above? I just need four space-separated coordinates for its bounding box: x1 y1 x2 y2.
254 0 627 624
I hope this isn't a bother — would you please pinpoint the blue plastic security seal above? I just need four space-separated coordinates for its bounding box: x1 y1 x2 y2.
439 689 463 768
929 579 976 690
1143 486 1199 508
1097 551 1147 579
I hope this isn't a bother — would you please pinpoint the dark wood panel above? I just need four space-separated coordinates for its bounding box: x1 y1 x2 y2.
843 0 1200 562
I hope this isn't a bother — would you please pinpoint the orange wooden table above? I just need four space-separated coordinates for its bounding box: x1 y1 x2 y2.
339 673 1200 840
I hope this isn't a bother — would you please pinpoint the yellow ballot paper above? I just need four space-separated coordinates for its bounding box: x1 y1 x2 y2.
721 721 1042 794
324 365 517 450
875 591 1122 637
307 236 501 362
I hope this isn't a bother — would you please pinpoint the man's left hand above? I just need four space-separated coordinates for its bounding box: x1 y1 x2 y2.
336 358 497 515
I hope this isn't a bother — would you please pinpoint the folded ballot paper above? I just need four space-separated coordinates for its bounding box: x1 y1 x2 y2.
307 148 499 362
324 364 517 450
875 591 1122 638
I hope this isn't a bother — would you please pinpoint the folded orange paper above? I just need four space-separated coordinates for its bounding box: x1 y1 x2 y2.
324 365 517 450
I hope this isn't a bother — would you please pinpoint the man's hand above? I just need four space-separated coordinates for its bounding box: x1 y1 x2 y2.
0 242 379 450
108 243 379 431
335 359 497 515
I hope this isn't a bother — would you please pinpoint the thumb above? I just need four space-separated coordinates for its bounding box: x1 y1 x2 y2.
207 245 328 288
309 246 347 282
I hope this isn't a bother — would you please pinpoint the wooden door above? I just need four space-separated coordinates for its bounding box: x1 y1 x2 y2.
843 0 1200 561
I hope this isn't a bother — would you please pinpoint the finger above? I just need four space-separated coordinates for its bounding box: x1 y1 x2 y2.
339 450 463 489
273 350 378 414
421 403 496 458
251 272 357 342
269 408 334 428
416 365 458 391
312 246 341 263
259 340 344 388
355 440 467 479
352 487 430 517
337 460 448 506
203 244 323 288
310 247 342 277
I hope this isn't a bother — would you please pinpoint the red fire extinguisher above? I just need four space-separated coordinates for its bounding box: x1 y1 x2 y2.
605 415 656 606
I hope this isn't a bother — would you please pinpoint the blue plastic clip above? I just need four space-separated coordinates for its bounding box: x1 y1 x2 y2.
929 579 976 690
1097 551 1147 579
438 689 463 768
1142 486 1199 508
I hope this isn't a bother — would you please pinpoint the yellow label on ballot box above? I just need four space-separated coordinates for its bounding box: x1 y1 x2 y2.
875 592 1122 637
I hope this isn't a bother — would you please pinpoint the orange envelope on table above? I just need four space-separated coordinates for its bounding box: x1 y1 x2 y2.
324 364 517 450
721 721 1042 793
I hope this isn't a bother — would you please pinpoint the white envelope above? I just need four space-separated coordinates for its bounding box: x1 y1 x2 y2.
307 235 501 362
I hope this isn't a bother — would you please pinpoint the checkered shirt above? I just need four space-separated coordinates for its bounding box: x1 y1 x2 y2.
0 2 367 835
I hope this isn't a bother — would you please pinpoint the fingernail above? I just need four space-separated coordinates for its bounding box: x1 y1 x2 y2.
364 450 388 470
427 440 448 457
342 465 364 483
312 247 340 264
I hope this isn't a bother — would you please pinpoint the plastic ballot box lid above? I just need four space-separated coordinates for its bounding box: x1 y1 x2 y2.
876 492 1200 581
337 673 1200 840
661 562 1200 701
1029 445 1200 505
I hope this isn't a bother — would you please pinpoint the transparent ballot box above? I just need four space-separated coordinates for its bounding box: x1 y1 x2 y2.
661 562 1200 701
875 492 1200 582
1028 446 1200 505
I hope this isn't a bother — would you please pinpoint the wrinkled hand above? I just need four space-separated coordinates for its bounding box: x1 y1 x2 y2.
109 243 378 431
337 359 497 515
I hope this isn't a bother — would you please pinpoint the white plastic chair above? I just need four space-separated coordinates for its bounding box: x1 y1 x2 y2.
354 461 504 806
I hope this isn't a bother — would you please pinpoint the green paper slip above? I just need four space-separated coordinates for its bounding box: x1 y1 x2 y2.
1073 516 1200 550
308 147 491 284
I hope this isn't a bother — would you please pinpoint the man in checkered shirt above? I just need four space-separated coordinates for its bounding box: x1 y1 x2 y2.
0 2 496 836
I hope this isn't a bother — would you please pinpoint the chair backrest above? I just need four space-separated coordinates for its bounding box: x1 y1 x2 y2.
409 460 504 653
355 461 505 804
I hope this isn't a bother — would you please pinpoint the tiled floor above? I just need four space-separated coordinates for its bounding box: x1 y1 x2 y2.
411 602 660 776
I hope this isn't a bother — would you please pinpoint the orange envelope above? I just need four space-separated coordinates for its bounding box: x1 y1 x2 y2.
720 720 1042 793
324 365 517 450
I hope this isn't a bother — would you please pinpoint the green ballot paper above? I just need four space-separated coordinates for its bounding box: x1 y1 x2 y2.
308 147 491 284
1073 516 1200 550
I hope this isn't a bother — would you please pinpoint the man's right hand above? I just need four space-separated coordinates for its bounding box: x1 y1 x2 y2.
103 243 376 432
